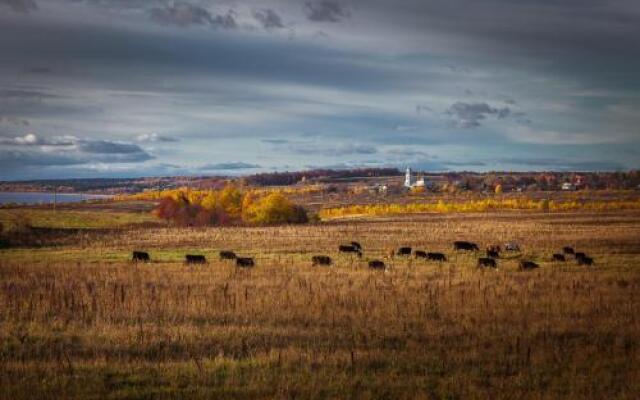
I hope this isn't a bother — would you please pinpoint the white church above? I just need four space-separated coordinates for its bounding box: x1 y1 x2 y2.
404 167 426 188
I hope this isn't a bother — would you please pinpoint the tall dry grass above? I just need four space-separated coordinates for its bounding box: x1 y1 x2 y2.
1 210 640 399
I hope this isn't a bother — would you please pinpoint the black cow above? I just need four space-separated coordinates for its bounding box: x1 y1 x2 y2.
219 251 237 260
552 253 566 262
339 245 362 257
427 252 447 262
487 250 500 259
236 257 255 268
351 241 362 250
368 260 386 270
312 255 332 266
577 256 594 266
397 247 412 256
477 257 497 268
563 246 575 255
132 251 150 262
519 260 539 270
574 252 587 260
454 241 479 251
185 255 207 264
414 250 427 259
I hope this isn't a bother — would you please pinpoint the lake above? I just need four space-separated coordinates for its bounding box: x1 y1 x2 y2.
0 192 112 205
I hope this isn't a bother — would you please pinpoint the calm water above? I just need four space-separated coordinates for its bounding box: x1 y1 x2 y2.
0 192 112 205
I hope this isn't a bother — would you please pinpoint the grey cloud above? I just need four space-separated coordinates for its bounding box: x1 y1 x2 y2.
211 11 237 30
77 140 146 154
0 116 29 126
199 162 260 170
386 148 430 158
0 146 153 170
0 0 37 13
290 142 378 156
445 102 511 129
0 133 74 146
136 133 179 143
261 138 290 144
498 157 625 171
24 66 53 75
0 88 60 101
149 2 230 28
305 1 351 22
253 9 285 30
0 134 153 165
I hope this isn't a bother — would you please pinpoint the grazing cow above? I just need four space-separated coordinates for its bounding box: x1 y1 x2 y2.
339 245 362 258
368 260 386 270
486 244 502 253
563 246 575 255
519 260 539 270
351 241 362 250
477 257 497 268
397 247 412 256
414 250 427 259
487 250 500 259
552 253 566 262
577 256 594 266
185 255 207 264
219 251 237 260
574 252 587 260
132 251 150 262
504 242 521 252
454 241 479 251
236 257 255 268
311 255 332 266
427 252 447 262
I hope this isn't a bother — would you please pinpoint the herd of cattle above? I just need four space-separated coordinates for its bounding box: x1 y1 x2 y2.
131 241 595 271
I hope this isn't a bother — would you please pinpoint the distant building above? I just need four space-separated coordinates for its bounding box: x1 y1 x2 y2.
404 167 426 189
404 167 413 187
562 182 576 191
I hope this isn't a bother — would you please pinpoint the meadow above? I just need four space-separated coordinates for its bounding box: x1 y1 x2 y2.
1 206 640 399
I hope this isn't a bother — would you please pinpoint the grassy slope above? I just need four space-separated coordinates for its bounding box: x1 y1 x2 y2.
0 207 159 230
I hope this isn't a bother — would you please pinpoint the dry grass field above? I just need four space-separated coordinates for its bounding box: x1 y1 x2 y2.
1 210 640 399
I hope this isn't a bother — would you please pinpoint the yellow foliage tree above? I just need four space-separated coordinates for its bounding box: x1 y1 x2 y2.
219 185 242 217
200 192 219 211
243 192 307 225
495 184 503 194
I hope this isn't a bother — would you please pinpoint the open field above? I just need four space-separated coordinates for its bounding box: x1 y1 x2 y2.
1 209 640 399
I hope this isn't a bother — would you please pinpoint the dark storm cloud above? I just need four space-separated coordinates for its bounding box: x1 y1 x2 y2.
0 0 639 178
0 0 37 13
304 1 351 22
199 162 260 170
445 102 511 129
253 9 285 30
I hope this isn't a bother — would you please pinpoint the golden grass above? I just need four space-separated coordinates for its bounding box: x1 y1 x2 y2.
1 210 640 399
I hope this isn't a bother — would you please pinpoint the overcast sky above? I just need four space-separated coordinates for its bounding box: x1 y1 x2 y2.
1 0 639 180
